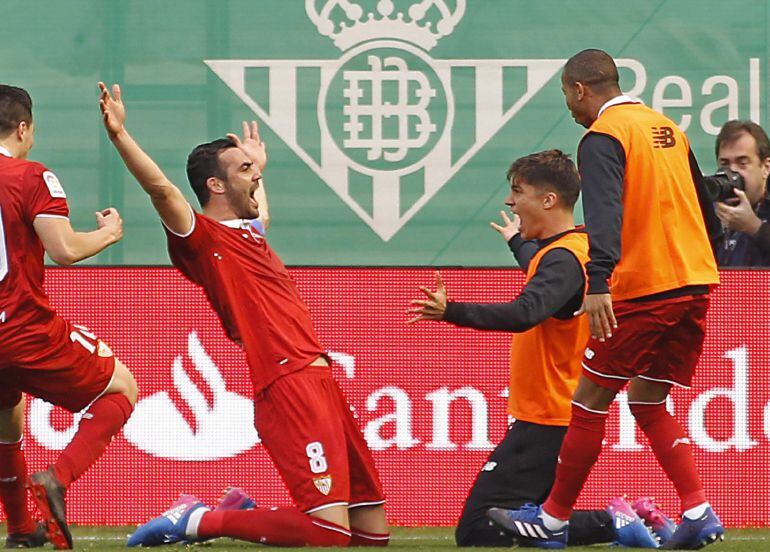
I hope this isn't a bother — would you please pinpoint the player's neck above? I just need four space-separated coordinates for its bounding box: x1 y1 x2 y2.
0 140 23 159
536 213 576 241
202 201 243 223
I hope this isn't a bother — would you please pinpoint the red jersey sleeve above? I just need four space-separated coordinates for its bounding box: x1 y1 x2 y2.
164 207 212 284
23 163 69 223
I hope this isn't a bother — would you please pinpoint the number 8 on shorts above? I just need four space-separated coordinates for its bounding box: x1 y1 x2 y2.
306 441 328 474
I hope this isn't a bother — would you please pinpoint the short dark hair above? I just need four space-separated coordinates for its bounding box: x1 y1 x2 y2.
186 139 237 207
506 149 581 208
563 49 620 91
715 120 770 161
0 85 33 137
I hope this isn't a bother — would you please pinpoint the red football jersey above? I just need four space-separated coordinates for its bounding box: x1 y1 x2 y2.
165 210 326 392
0 149 70 364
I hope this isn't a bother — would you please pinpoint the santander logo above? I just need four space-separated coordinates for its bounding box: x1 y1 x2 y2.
122 332 260 461
27 335 768 459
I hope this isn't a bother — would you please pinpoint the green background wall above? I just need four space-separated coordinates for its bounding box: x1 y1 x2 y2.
2 0 767 265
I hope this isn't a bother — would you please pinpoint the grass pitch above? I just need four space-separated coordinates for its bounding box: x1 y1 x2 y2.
60 525 769 550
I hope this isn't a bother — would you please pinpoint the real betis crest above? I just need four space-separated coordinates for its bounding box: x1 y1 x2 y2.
207 0 563 241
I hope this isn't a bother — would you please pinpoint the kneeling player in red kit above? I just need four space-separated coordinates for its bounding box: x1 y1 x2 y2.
98 82 388 548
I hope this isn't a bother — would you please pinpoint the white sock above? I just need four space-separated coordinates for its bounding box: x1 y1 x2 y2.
683 503 710 520
540 508 569 531
185 507 210 539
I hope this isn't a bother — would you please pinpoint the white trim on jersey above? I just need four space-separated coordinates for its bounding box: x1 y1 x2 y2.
0 146 11 158
349 500 386 509
571 400 609 415
310 519 352 537
161 202 196 238
304 501 348 514
219 219 248 228
350 529 390 539
637 374 691 388
581 362 631 380
86 365 117 409
34 214 69 220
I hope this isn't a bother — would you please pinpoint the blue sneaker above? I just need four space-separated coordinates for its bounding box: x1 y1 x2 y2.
126 495 209 547
487 504 568 549
607 497 659 548
661 507 724 550
634 497 677 545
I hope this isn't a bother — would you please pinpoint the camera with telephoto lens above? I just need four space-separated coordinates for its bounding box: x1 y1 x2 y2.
702 167 744 202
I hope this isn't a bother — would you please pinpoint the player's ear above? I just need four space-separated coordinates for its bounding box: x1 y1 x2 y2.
575 82 585 101
542 191 558 210
206 176 226 196
16 121 29 141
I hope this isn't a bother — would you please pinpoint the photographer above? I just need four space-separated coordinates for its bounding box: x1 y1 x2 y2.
714 120 770 266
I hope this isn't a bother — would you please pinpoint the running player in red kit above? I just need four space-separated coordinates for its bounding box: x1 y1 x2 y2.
0 85 138 549
98 82 388 548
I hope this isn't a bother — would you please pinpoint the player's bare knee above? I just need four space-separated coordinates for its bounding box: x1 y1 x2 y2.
0 398 26 443
572 376 616 411
105 359 138 405
627 378 670 405
349 504 388 535
309 504 350 529
118 370 139 406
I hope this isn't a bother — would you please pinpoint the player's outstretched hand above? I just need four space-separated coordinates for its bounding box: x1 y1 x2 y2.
490 210 521 242
95 207 123 242
574 293 617 342
407 271 448 324
227 121 267 172
98 82 126 137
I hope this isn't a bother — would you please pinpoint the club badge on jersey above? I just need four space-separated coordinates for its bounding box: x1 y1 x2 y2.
97 340 114 358
313 475 333 496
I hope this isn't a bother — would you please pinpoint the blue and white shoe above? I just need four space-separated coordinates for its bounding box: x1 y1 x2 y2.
607 497 660 548
126 495 209 547
661 507 724 550
487 504 568 549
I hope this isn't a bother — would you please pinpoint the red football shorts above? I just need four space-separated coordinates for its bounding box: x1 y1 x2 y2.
0 320 116 413
254 366 385 513
581 295 709 392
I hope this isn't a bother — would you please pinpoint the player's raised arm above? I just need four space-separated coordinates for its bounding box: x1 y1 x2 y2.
98 82 193 236
227 120 270 230
33 208 123 265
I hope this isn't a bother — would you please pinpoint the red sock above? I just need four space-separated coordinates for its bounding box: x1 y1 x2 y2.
350 528 390 546
0 440 35 535
630 402 706 511
53 394 133 487
543 402 608 520
198 507 351 546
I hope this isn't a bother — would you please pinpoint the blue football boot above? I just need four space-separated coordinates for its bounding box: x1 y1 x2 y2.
126 495 208 547
607 496 660 548
487 504 568 549
661 507 724 550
